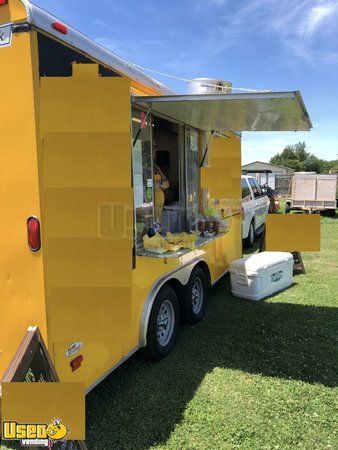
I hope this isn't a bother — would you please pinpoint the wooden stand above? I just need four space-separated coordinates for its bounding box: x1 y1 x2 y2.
0 326 87 450
259 224 266 252
0 326 58 383
291 251 306 275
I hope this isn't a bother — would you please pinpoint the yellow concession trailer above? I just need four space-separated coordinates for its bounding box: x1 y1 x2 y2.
0 0 312 391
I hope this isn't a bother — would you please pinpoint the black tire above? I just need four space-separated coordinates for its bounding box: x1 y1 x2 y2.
285 203 291 214
144 285 180 361
328 209 336 217
182 266 208 325
243 221 255 248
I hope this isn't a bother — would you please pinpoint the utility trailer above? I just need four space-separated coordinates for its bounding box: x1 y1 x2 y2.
286 173 337 216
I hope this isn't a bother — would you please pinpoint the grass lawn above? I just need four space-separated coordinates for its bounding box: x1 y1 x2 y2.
84 214 337 449
1 215 337 450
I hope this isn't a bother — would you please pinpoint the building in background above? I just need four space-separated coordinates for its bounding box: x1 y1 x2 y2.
242 161 294 195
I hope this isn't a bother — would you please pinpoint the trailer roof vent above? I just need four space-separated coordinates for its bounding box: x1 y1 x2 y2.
187 78 232 95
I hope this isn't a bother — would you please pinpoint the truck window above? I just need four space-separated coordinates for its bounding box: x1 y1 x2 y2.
253 179 264 197
241 178 252 202
248 178 263 199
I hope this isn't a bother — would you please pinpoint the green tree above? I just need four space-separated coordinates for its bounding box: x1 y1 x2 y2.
270 142 336 173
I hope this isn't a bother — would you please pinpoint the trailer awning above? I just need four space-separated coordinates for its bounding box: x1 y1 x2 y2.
132 91 312 132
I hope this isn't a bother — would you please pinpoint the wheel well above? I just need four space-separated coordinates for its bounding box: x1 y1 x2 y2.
162 262 211 300
139 260 212 346
194 261 211 288
165 278 184 299
163 262 211 323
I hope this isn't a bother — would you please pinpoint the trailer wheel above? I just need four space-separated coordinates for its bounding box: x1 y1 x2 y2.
182 266 208 325
244 221 255 248
328 209 335 217
145 285 180 361
285 203 291 214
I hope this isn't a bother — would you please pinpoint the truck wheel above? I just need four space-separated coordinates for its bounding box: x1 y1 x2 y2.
145 285 180 361
244 221 255 248
182 266 208 325
328 209 335 217
285 203 291 214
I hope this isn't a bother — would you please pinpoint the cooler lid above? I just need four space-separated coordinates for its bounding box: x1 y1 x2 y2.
230 252 293 273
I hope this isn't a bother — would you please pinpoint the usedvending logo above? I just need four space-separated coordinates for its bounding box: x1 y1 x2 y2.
271 270 283 283
2 418 70 447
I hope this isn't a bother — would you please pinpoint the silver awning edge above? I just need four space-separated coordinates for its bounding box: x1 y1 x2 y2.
132 91 313 132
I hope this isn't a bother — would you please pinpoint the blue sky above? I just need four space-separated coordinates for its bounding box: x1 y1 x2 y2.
34 0 338 164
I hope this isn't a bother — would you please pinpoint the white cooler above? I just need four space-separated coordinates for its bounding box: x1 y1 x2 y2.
229 252 294 301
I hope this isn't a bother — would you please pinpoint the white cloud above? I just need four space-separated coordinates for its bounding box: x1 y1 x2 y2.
94 36 174 69
90 0 338 84
196 0 227 6
191 0 227 13
88 1 338 87
301 3 338 37
216 0 338 66
94 37 119 53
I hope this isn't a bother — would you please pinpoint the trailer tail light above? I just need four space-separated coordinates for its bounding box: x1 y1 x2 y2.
0 1 8 5
52 22 68 34
70 355 83 372
27 216 41 252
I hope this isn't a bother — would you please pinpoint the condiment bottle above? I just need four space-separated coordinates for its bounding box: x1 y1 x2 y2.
213 218 220 234
198 217 206 233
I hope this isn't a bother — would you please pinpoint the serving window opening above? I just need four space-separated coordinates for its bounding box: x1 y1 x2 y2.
152 117 185 234
132 108 233 257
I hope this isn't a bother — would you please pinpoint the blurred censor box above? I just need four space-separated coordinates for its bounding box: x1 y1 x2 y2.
1 382 85 441
265 214 320 252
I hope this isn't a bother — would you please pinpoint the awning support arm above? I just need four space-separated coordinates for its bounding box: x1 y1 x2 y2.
132 107 151 148
200 131 215 168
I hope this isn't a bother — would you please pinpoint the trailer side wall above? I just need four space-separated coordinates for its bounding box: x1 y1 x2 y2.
0 24 47 377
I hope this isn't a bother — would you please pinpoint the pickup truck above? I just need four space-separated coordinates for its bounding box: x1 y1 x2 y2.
242 175 270 247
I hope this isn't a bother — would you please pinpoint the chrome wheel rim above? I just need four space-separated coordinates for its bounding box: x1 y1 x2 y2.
191 277 203 314
157 300 175 347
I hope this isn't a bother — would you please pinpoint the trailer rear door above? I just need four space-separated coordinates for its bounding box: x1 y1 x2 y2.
316 175 337 202
293 175 316 201
39 64 134 385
